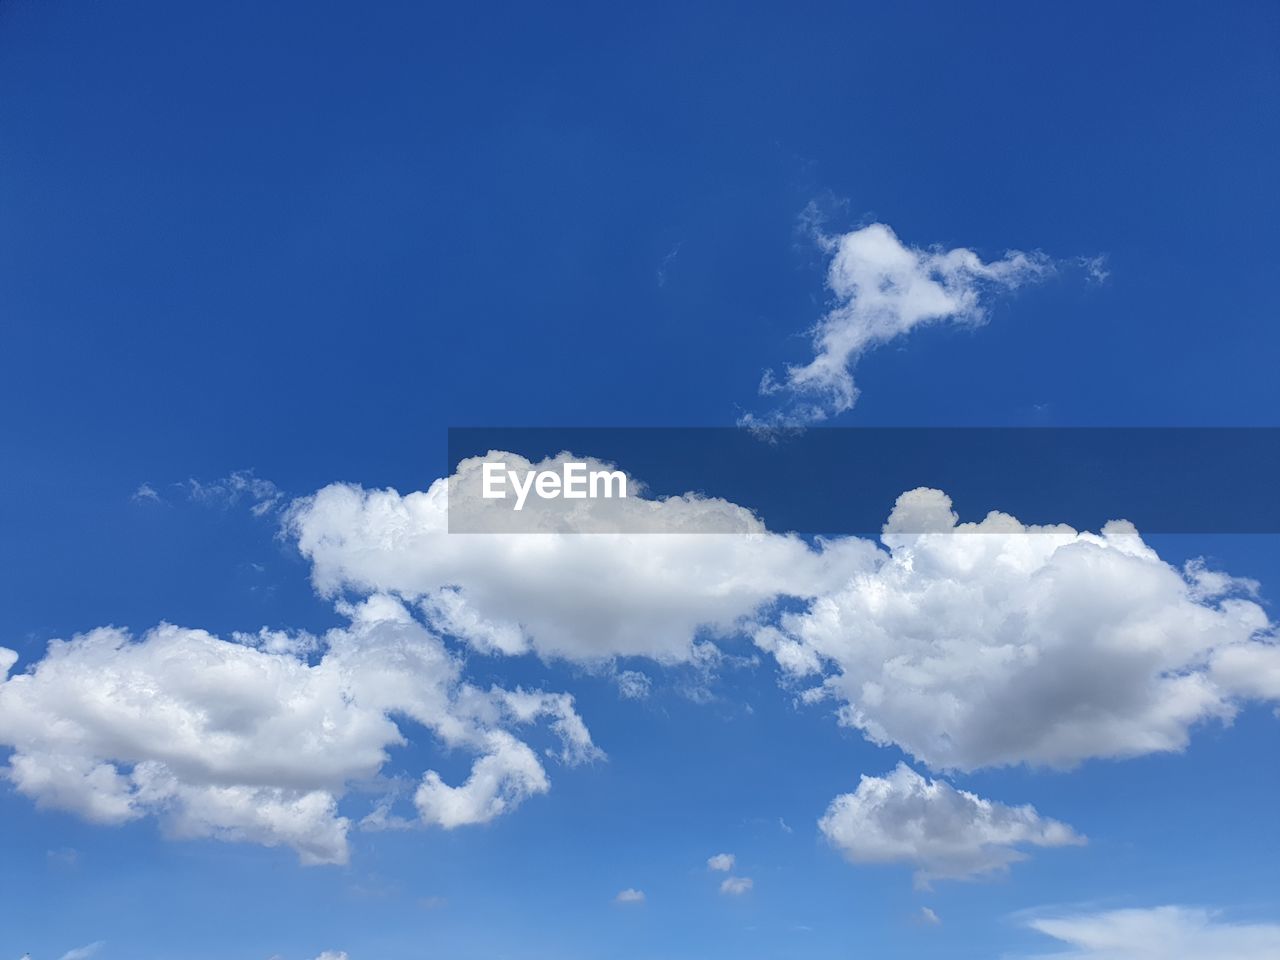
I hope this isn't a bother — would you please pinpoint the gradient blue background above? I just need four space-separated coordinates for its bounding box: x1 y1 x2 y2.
1 2 1277 957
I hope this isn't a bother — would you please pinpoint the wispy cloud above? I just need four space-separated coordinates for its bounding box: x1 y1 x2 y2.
1021 906 1280 959
615 669 651 700
131 483 161 504
1078 254 1110 284
746 221 1051 426
656 241 683 287
59 942 104 960
186 469 283 516
46 846 79 867
719 875 753 895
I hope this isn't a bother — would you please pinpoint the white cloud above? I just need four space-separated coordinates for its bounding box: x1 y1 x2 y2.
818 763 1083 887
1210 640 1280 702
415 730 549 829
749 222 1050 425
131 483 161 504
311 952 349 960
764 488 1277 771
287 453 876 664
58 944 104 960
187 469 283 517
615 888 646 904
615 670 652 700
707 852 735 872
919 907 941 926
288 461 1280 779
1077 254 1110 285
0 596 598 864
9 457 1280 869
719 875 753 895
1022 906 1280 960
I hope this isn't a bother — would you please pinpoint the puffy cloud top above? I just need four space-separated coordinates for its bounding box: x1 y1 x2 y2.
819 763 1083 887
5 463 1280 871
288 454 876 663
0 596 598 864
765 488 1277 771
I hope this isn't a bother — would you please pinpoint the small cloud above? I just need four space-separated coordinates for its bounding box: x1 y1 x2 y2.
132 483 162 504
615 670 651 700
707 852 735 872
1078 254 1110 284
656 241 683 287
919 906 941 926
419 895 447 911
720 876 753 896
745 220 1052 427
778 817 793 834
312 953 349 960
819 764 1084 889
59 943 104 960
615 888 646 904
47 846 79 867
186 469 283 517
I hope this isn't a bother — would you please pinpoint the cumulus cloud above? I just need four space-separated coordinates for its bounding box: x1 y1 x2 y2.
0 596 598 864
919 906 941 926
9 456 1280 868
750 223 1050 425
614 888 646 904
311 952 349 960
287 453 876 663
288 460 1280 778
819 763 1083 887
1209 640 1280 702
763 488 1277 771
707 852 735 872
415 731 550 829
719 875 753 895
1022 906 1280 960
58 944 104 960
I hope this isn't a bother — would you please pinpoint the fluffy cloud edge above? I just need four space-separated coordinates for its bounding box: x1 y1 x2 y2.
819 763 1084 887
0 596 600 865
747 222 1051 426
765 487 1277 772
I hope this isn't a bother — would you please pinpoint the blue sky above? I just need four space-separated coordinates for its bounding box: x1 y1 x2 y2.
1 2 1279 959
